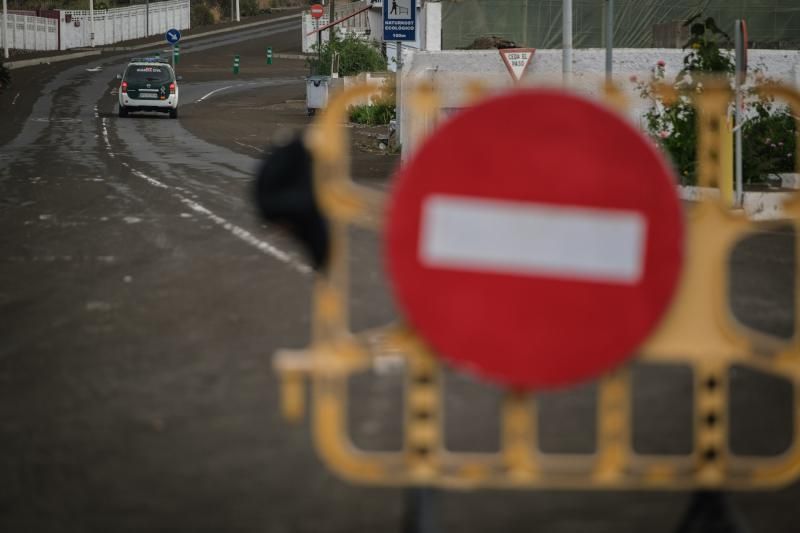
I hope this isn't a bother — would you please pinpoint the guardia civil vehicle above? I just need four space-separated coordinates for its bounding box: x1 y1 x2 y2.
117 58 180 119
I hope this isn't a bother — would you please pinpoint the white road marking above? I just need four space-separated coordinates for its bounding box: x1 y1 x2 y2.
180 197 312 274
234 140 262 152
196 85 234 103
421 195 647 284
130 169 169 189
33 117 81 123
101 117 114 157
11 92 20 105
127 167 310 274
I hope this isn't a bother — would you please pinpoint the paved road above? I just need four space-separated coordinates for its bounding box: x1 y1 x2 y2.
1 15 799 533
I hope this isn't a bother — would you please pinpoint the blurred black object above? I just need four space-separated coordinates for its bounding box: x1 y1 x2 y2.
254 134 329 270
674 491 750 533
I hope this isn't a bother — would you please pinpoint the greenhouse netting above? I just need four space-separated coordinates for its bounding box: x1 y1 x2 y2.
442 0 800 50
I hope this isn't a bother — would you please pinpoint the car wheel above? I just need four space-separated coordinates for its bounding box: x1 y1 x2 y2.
169 107 178 119
118 105 128 117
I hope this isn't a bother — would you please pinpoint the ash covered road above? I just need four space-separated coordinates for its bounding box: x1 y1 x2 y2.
1 14 800 533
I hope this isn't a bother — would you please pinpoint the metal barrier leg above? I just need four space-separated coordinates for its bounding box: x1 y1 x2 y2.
674 491 751 533
403 488 442 533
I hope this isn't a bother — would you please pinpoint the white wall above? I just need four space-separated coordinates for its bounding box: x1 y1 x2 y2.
60 0 190 50
399 48 800 154
0 14 59 52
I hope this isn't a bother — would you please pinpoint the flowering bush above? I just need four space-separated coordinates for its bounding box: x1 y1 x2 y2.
634 15 796 185
741 82 796 183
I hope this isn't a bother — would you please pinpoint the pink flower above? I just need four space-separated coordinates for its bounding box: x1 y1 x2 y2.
658 130 670 139
657 60 666 67
629 75 638 83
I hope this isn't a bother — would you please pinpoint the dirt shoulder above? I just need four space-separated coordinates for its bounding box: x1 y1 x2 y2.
178 58 400 185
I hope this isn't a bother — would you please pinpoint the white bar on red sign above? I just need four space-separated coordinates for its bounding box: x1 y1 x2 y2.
420 195 647 284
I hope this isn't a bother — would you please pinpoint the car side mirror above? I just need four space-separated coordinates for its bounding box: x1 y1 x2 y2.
177 75 183 81
116 74 122 80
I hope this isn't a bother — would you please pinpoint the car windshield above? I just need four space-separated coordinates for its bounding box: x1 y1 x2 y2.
125 65 172 83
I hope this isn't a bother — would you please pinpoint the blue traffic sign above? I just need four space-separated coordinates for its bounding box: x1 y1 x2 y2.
383 0 416 42
165 29 181 45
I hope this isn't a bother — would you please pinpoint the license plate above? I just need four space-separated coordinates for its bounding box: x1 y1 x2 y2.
138 93 158 99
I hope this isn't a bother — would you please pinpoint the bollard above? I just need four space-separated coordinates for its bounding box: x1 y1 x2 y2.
267 47 273 65
173 43 180 65
233 54 240 74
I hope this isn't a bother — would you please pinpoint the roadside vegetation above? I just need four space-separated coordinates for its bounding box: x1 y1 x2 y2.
308 33 394 125
307 32 387 77
634 13 796 185
349 100 395 126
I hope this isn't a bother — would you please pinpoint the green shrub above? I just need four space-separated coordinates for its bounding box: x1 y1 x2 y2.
308 32 387 77
191 3 215 26
742 96 796 183
635 14 796 185
240 0 259 17
349 101 396 126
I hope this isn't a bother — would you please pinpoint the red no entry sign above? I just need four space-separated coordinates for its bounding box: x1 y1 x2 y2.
385 90 684 389
310 3 324 19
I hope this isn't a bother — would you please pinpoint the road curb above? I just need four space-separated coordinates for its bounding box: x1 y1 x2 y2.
273 53 308 61
4 13 301 70
6 50 102 69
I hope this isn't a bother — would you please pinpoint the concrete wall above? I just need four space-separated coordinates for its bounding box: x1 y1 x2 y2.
60 0 190 50
0 13 59 51
399 48 800 155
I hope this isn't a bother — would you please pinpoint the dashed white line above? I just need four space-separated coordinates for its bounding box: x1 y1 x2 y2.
130 169 169 189
127 166 310 274
101 117 114 157
196 85 234 103
180 197 311 274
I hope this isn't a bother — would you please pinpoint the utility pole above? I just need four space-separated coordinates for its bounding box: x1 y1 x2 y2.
2 0 8 59
605 0 613 84
734 20 746 207
146 0 149 37
235 0 240 22
562 0 572 83
329 0 335 42
89 0 95 48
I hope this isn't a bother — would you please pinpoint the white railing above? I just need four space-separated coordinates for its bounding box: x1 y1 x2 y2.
1 13 59 52
0 0 190 52
60 0 190 50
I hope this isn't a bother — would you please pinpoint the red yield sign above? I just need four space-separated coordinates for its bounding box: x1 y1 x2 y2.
385 90 684 390
500 48 535 82
310 3 324 19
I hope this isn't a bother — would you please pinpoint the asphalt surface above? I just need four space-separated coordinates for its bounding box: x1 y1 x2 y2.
1 15 799 533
